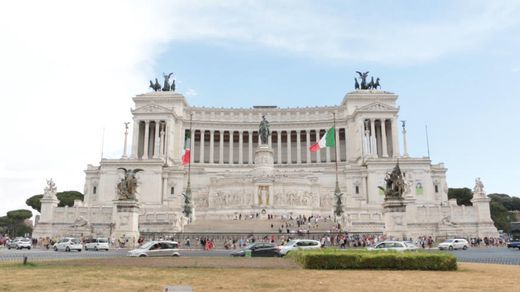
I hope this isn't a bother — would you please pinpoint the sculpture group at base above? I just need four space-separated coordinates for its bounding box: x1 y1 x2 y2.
379 162 405 200
116 168 143 200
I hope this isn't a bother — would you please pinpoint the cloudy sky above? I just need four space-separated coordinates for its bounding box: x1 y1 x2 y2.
1 0 519 216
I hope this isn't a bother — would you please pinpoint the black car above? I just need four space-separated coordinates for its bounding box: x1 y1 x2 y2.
507 241 520 249
230 243 280 257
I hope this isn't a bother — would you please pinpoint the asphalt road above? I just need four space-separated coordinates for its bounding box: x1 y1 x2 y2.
1 247 520 265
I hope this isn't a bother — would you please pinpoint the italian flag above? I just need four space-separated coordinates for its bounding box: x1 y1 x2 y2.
309 127 335 152
182 132 191 165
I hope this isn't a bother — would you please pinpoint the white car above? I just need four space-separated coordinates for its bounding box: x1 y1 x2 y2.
16 238 32 250
438 239 469 250
127 241 180 257
278 239 321 256
367 241 417 252
84 238 110 251
53 237 83 252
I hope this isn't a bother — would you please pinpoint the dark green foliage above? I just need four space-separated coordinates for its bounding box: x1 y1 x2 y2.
288 249 457 271
7 209 32 220
26 195 43 212
25 191 84 212
0 209 33 237
448 188 473 206
490 200 513 233
488 193 520 211
56 191 84 207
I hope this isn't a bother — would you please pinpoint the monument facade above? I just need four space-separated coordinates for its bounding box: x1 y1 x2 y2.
33 73 499 239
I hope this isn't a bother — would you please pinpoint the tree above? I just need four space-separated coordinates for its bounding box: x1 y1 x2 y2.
56 191 84 207
26 194 43 212
25 191 84 213
488 193 520 211
490 200 513 233
0 209 33 238
448 188 473 206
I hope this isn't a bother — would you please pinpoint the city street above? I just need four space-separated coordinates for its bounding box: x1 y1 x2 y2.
1 247 520 265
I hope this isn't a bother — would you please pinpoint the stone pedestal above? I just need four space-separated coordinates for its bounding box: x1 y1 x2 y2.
383 199 407 240
254 144 274 208
112 200 140 248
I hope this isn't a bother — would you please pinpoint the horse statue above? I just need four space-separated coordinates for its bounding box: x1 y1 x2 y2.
354 78 360 90
162 72 173 91
374 78 381 89
258 115 271 145
149 78 161 91
367 77 375 89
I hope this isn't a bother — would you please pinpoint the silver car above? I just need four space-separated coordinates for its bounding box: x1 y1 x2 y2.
367 241 418 251
438 239 469 250
84 238 110 251
53 237 83 252
278 239 321 256
127 241 180 257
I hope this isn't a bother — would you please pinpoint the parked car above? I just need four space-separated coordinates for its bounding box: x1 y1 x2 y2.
15 238 32 250
230 242 280 257
367 241 417 252
278 239 321 256
127 241 180 257
53 237 83 252
6 237 32 249
506 241 520 249
438 239 469 250
84 238 110 251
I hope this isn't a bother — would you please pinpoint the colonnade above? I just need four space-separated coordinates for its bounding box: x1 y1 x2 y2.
133 120 167 159
188 128 348 164
363 118 397 158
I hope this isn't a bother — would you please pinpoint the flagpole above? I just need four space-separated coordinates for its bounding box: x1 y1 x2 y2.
333 113 339 186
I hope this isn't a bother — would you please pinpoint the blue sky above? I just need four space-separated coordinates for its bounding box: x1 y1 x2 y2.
0 0 519 216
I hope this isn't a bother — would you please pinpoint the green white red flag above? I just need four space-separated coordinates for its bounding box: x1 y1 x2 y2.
309 127 335 152
182 132 191 165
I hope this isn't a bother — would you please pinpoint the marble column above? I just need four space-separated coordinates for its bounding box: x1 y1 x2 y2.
219 131 224 164
159 124 165 157
315 129 321 163
238 130 243 164
277 131 282 164
228 131 233 164
344 126 349 162
381 120 389 158
189 128 195 164
287 130 292 164
153 120 160 158
248 131 253 164
209 130 215 164
143 120 150 159
268 132 272 148
391 118 400 157
296 130 301 164
306 130 311 164
370 119 376 156
131 119 139 159
326 136 331 163
199 129 205 163
334 126 340 162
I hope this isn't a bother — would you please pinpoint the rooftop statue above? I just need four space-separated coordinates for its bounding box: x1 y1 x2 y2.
162 72 173 91
44 178 57 198
116 168 143 200
259 115 271 145
378 162 405 200
354 71 381 90
149 78 161 91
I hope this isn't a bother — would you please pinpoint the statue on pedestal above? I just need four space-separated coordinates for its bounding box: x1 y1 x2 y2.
116 168 143 200
259 115 270 145
473 177 485 198
44 178 58 198
379 162 405 200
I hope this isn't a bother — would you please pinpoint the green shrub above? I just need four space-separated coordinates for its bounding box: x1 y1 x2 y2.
287 249 457 271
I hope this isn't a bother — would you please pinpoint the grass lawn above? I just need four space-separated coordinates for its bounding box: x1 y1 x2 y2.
1 257 518 291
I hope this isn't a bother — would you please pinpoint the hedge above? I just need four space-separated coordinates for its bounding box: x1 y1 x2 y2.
288 249 457 271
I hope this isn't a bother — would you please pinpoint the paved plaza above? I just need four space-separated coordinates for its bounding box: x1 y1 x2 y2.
1 247 519 266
